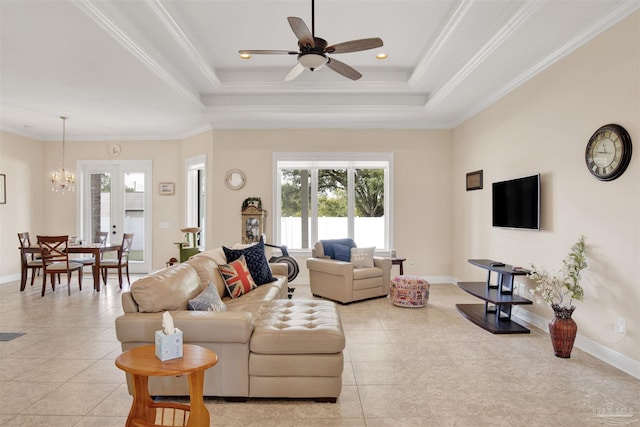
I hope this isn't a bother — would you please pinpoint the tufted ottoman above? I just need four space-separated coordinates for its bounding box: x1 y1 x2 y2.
389 275 430 307
249 300 345 402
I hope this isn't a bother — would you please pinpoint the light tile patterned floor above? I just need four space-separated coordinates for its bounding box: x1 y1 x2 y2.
0 275 638 426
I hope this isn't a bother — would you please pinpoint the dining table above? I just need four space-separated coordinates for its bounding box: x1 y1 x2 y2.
19 243 121 292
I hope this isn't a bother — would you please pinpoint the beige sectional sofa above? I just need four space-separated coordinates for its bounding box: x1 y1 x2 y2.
115 246 345 402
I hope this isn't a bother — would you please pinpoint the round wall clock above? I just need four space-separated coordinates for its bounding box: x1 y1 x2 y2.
109 144 122 157
585 124 632 181
225 169 246 190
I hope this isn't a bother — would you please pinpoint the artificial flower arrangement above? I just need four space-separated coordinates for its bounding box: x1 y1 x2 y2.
529 235 587 318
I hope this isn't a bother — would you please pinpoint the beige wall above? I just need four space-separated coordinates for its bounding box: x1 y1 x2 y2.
0 131 45 278
1 128 453 280
452 12 639 361
208 129 453 282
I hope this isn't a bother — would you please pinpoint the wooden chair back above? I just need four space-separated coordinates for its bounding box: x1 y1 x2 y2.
37 235 71 267
120 233 134 262
95 231 108 245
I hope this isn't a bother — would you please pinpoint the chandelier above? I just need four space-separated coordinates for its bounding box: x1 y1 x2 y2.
50 116 75 193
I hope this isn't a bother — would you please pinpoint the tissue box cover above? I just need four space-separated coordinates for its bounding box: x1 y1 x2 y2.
155 328 183 361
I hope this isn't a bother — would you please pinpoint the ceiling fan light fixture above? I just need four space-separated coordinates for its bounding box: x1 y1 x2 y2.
298 53 327 70
239 53 251 59
376 53 388 60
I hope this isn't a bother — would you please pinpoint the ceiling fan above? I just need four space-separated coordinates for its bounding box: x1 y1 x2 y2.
238 0 383 81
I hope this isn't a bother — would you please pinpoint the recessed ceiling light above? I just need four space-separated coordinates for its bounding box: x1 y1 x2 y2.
240 53 251 59
376 53 388 60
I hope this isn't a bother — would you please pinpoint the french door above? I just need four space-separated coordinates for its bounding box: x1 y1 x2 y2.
77 160 152 274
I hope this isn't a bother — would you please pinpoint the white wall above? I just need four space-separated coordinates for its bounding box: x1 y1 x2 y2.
452 11 639 363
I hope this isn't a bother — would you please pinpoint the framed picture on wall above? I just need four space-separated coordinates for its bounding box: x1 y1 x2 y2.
0 174 5 204
466 170 483 191
159 182 175 195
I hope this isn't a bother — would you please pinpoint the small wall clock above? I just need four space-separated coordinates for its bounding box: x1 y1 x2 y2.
585 124 632 181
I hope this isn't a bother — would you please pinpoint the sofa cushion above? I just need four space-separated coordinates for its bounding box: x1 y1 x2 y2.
223 241 275 285
188 282 227 312
130 264 202 313
351 247 375 268
219 255 257 298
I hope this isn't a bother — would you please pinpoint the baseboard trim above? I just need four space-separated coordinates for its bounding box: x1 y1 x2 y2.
0 274 21 285
513 306 640 379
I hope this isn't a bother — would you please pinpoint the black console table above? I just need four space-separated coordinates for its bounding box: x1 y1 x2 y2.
456 259 532 334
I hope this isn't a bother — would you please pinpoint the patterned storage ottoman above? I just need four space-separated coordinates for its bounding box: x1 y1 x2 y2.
389 275 430 307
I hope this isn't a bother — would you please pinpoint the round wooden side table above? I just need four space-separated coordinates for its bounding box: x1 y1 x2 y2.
115 344 218 427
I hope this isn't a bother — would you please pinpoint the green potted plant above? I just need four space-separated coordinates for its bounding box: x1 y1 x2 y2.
529 235 587 358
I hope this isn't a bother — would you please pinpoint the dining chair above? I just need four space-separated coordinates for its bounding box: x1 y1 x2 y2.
100 233 133 289
37 235 83 297
17 232 41 288
71 230 110 266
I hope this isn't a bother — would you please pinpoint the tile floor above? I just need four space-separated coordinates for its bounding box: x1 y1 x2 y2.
0 275 638 426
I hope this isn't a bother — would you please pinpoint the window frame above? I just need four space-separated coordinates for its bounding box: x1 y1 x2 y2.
273 152 393 255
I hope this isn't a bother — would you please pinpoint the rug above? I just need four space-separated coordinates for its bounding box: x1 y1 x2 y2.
0 332 26 341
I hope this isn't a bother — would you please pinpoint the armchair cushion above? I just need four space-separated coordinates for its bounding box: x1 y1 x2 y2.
223 241 275 285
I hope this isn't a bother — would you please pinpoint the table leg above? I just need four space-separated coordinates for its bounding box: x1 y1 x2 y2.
187 370 209 426
20 259 27 291
399 262 404 275
127 374 156 427
93 249 101 292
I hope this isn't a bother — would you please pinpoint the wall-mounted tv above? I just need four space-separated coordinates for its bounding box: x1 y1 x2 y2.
492 174 540 230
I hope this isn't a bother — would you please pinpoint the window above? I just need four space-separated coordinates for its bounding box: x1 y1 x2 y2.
274 153 392 252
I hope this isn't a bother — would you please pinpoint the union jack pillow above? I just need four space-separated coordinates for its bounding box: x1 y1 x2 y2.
219 255 257 298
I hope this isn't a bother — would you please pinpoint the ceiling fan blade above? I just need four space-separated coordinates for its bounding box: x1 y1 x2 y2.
326 38 383 54
326 57 362 81
239 50 298 55
284 63 305 82
287 17 314 48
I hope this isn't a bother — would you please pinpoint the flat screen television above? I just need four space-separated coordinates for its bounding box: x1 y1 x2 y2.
492 174 540 230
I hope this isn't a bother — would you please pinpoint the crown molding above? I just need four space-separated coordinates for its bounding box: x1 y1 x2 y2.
145 0 221 89
73 0 204 112
451 0 640 127
425 0 543 112
409 0 476 88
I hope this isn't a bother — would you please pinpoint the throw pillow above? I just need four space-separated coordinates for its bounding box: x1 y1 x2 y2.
333 244 352 262
351 247 375 268
223 240 275 285
219 255 257 298
188 282 227 312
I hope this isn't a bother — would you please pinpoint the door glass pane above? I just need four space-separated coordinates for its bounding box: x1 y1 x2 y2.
89 173 111 244
317 168 348 241
354 168 385 247
124 172 145 262
280 168 311 249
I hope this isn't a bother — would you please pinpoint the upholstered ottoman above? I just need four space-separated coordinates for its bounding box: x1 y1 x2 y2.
249 300 345 402
389 275 430 307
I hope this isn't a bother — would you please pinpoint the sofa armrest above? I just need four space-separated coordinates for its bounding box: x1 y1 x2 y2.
115 310 254 344
121 291 139 313
269 262 288 277
306 258 354 277
373 256 392 292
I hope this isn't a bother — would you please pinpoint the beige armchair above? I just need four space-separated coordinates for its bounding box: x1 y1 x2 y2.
306 240 391 304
